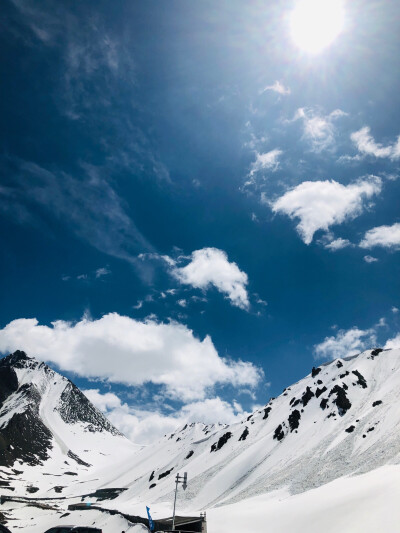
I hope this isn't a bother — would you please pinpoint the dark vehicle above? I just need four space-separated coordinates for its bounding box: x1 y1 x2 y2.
45 526 103 533
0 525 12 533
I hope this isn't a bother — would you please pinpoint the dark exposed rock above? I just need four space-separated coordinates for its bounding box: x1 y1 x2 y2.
336 361 343 368
26 486 39 494
367 426 375 432
54 486 64 493
342 383 348 390
371 348 383 357
239 427 249 441
288 410 301 432
329 385 352 415
311 367 321 377
339 371 350 379
372 400 383 407
149 471 155 482
263 407 271 419
185 450 194 460
320 398 329 410
315 386 327 398
273 424 285 441
345 425 355 433
247 414 253 422
158 468 174 480
302 387 314 407
210 432 232 452
149 484 156 489
67 450 91 467
352 370 367 388
317 379 323 385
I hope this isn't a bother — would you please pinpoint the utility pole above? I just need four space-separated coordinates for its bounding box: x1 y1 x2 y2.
172 472 188 531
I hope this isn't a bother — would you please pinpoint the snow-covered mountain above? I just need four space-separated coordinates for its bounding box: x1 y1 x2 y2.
1 347 400 532
0 351 137 495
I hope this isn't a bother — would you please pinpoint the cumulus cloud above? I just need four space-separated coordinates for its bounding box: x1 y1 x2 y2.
0 313 262 401
384 334 400 350
261 81 291 95
359 223 400 250
292 108 347 152
170 248 250 310
351 127 400 160
84 389 251 444
314 327 377 360
271 176 382 244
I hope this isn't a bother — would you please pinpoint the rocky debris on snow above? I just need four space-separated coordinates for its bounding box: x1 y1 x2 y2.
352 370 367 389
315 386 327 398
185 450 194 460
263 407 272 420
149 483 156 489
372 401 383 407
149 471 155 482
329 385 351 415
336 360 343 368
211 432 232 452
239 427 249 441
345 425 355 433
320 398 329 410
158 468 174 480
302 387 314 406
288 410 301 432
311 367 321 377
273 424 285 441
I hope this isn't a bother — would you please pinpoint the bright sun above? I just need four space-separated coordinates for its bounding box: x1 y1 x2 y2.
290 0 345 54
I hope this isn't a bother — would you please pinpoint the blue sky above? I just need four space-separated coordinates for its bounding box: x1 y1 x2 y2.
0 0 399 443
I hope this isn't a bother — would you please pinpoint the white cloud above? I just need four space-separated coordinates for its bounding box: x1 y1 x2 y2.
384 334 400 350
363 255 379 263
271 176 382 244
314 327 377 360
171 248 250 310
351 127 400 160
292 108 347 152
324 237 353 251
0 313 262 402
84 389 251 444
392 307 399 314
261 81 291 95
360 223 400 249
248 149 283 177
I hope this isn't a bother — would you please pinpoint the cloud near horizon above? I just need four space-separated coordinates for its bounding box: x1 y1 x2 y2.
84 389 253 444
314 327 377 360
271 176 382 244
0 313 262 401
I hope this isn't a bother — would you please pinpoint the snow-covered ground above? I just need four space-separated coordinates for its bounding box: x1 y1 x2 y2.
208 465 400 533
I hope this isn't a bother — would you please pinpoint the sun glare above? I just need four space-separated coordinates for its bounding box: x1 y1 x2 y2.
290 0 345 54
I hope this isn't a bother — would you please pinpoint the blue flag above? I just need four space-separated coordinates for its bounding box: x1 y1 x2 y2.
146 505 154 531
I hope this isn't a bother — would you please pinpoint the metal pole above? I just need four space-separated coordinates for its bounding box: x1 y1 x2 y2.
172 474 179 531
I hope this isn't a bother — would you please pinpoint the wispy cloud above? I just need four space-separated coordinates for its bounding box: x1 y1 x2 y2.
0 158 153 263
291 107 347 152
351 127 400 160
261 81 291 96
360 223 400 250
363 255 379 263
270 176 382 244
